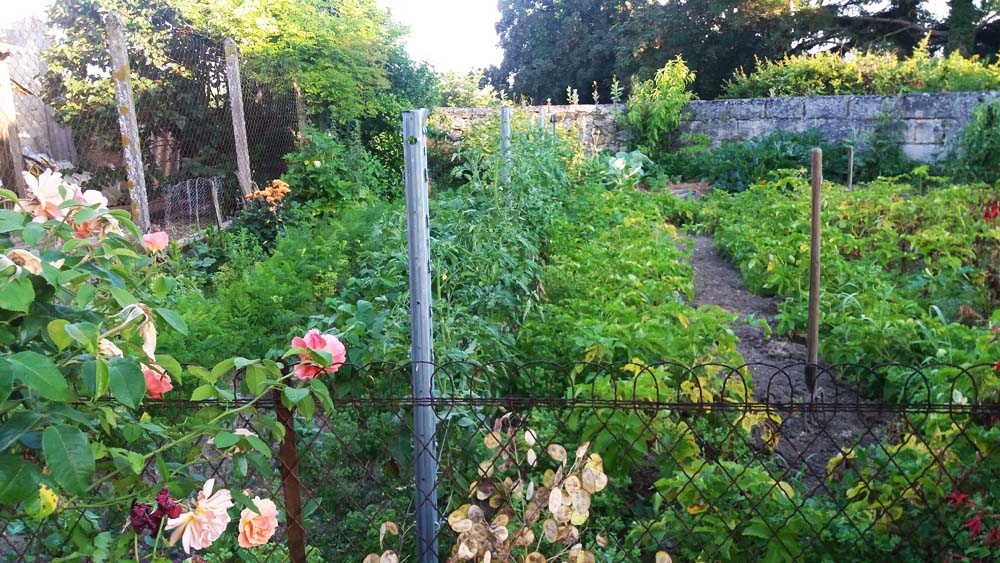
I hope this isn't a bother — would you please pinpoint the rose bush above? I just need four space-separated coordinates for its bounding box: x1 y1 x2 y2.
0 173 342 560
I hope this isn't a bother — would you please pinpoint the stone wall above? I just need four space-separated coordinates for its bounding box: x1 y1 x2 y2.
677 91 998 161
437 91 997 163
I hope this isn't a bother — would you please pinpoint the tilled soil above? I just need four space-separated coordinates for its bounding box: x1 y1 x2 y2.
688 235 889 486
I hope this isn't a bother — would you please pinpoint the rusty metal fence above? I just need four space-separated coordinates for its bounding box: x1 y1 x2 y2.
2 361 999 562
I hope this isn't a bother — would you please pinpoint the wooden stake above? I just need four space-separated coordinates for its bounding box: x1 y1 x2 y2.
805 148 822 395
847 145 854 191
224 39 253 197
0 60 28 197
105 14 151 233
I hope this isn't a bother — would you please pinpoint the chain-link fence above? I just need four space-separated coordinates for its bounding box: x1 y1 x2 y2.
0 9 300 239
2 361 998 562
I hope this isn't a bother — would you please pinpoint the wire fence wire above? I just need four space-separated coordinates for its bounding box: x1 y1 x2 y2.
2 361 999 562
0 12 299 239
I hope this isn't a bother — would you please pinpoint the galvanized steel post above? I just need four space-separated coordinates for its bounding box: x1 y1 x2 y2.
805 148 822 394
500 106 511 185
402 109 438 563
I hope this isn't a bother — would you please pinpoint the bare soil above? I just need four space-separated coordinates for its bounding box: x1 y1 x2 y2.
688 235 889 486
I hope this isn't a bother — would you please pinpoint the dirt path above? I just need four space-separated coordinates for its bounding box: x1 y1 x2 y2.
688 235 887 485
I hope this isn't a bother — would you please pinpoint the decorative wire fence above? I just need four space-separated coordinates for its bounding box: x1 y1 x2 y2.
2 361 998 562
0 11 299 239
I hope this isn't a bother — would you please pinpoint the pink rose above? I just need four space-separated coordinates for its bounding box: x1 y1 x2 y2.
142 363 173 399
165 479 233 553
237 496 279 548
290 329 347 380
142 231 169 252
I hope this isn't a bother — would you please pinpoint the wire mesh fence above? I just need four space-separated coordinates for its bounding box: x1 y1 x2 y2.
2 361 998 562
0 9 300 238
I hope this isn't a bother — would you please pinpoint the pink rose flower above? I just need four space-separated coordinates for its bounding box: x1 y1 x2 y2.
142 363 173 399
164 479 234 554
290 329 347 380
142 231 169 252
23 170 81 223
237 496 279 548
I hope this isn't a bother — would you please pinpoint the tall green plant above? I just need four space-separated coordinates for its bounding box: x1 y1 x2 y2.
625 57 697 158
949 97 1000 182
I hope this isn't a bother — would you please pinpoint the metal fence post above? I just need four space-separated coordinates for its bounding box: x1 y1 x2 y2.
0 60 27 197
402 109 438 563
500 106 511 185
104 14 151 233
805 148 822 394
846 145 855 191
538 106 546 131
224 39 253 197
274 391 307 563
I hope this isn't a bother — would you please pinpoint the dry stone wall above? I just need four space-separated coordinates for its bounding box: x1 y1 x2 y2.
437 91 997 163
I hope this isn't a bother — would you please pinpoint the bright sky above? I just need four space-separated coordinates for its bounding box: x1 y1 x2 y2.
377 0 503 73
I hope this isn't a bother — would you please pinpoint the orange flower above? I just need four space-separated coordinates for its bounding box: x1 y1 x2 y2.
237 497 279 548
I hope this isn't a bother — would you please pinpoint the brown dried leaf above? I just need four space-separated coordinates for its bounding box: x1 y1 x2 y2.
576 441 590 459
655 551 673 563
548 486 564 514
543 518 559 543
554 503 573 524
527 447 537 467
563 475 581 494
514 528 535 547
379 521 399 547
468 505 485 523
595 534 609 547
571 489 591 513
448 505 471 531
363 555 379 563
526 481 535 501
542 469 555 488
484 431 504 449
547 444 567 463
456 542 476 560
483 551 492 563
524 428 538 447
525 553 546 563
380 551 399 563
570 510 589 526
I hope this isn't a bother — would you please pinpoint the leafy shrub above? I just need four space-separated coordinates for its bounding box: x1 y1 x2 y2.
949 97 1000 182
852 107 916 180
281 129 389 208
601 150 653 189
625 57 697 158
724 40 1000 98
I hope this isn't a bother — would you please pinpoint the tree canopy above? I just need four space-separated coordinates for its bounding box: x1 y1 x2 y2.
491 0 1000 101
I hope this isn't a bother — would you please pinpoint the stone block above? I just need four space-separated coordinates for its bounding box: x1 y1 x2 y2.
804 96 851 119
848 95 897 119
765 97 806 119
901 143 944 162
902 119 948 144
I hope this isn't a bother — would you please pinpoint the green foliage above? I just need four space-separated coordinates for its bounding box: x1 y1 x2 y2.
625 57 697 158
949 97 1000 182
724 41 1000 98
281 129 389 207
438 70 501 107
853 107 916 180
701 176 1000 399
600 150 653 189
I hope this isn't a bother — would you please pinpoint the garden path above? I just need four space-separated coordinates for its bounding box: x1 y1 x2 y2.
688 234 888 485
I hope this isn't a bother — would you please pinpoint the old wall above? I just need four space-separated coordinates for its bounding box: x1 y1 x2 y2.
437 91 997 162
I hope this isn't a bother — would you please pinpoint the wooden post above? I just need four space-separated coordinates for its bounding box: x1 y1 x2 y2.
224 39 253 197
105 14 151 232
293 82 308 141
210 180 226 251
0 60 27 197
805 148 822 395
846 146 855 191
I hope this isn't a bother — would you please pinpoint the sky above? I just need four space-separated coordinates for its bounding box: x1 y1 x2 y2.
377 0 503 73
3 0 956 73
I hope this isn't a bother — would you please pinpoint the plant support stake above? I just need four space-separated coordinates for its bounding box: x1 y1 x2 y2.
806 148 822 395
847 146 854 191
500 106 511 185
402 109 439 563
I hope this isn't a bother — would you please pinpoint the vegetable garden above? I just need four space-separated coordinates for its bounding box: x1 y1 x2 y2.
2 23 1000 561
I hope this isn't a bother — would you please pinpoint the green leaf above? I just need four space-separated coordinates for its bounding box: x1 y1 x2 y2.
0 363 13 404
0 410 43 451
297 393 315 419
0 455 41 503
209 358 235 384
75 284 95 308
47 319 73 351
64 322 99 353
155 308 188 335
21 221 44 246
155 354 183 382
234 357 257 369
309 379 334 412
230 487 260 514
187 365 213 384
0 188 20 203
126 451 145 475
212 431 240 449
42 425 94 495
9 351 69 401
245 364 268 395
108 358 145 409
94 358 110 398
190 384 215 401
244 434 272 457
282 387 310 405
0 276 34 312
108 287 138 307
